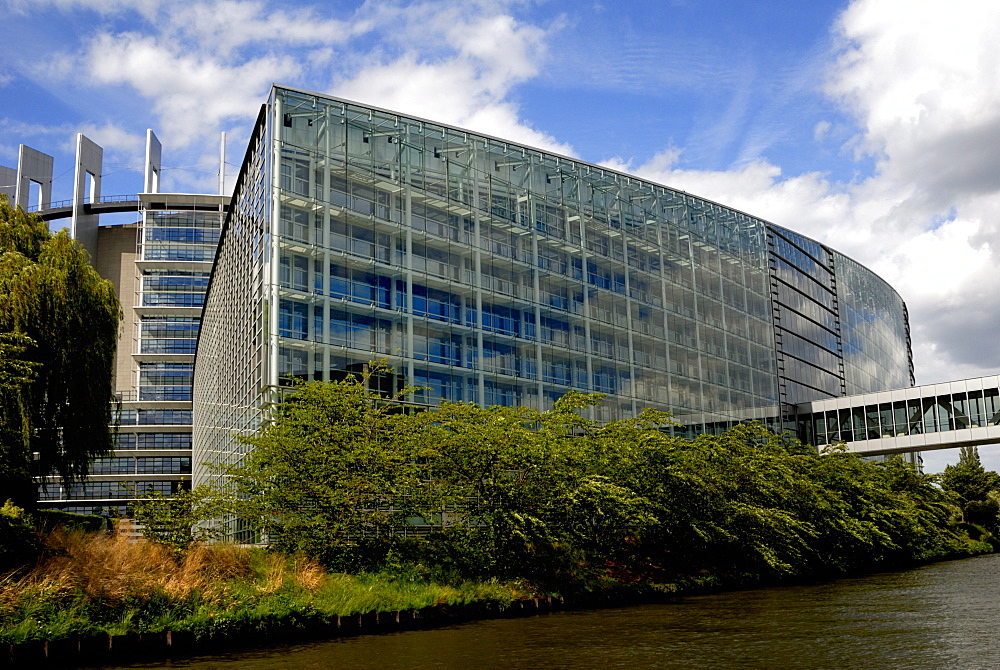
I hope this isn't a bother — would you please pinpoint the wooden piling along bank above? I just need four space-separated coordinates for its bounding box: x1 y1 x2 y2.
0 596 564 667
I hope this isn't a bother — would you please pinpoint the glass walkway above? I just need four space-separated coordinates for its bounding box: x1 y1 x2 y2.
795 375 1000 456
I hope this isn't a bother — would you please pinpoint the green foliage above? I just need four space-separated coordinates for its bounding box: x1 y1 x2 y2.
34 508 108 534
0 500 41 573
402 392 592 579
223 364 430 569
131 485 227 553
208 374 987 592
0 194 121 509
940 447 1000 503
0 332 37 392
939 446 1000 533
550 475 657 554
2 374 994 644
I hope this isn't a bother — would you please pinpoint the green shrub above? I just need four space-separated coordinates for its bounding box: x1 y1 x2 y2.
35 508 108 534
0 500 41 572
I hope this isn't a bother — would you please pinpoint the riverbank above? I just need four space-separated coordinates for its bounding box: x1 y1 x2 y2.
0 530 532 665
1 526 993 667
101 553 1000 670
2 593 566 666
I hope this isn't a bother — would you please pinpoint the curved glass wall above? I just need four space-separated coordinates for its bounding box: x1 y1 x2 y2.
194 85 913 502
833 252 913 394
767 225 844 406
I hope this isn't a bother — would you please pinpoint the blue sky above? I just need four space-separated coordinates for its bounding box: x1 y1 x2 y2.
2 0 999 472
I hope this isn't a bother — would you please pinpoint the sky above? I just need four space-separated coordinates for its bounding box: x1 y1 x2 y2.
1 0 999 472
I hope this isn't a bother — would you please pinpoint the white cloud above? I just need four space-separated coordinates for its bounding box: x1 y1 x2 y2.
827 0 1000 211
0 118 71 139
71 122 144 156
822 0 1000 384
813 120 831 142
607 152 856 254
162 1 371 58
14 1 364 185
603 0 1000 393
0 118 141 166
2 0 159 17
23 0 571 179
330 2 571 155
0 143 17 164
83 31 297 148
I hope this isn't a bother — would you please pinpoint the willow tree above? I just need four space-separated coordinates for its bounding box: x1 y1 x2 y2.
0 195 120 510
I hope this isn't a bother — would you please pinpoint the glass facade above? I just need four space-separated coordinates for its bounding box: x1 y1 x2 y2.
193 86 914 512
39 197 225 516
834 252 913 394
766 225 913 426
768 225 845 406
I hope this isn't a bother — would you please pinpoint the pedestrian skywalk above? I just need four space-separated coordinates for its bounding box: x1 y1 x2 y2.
795 375 1000 456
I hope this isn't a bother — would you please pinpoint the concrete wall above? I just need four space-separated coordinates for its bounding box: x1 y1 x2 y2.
96 223 140 394
72 134 103 261
0 165 16 202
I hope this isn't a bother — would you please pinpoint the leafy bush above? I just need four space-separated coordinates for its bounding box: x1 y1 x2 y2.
35 508 108 534
0 500 40 573
210 373 991 591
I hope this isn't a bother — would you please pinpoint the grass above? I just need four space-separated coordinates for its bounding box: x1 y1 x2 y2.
0 530 530 644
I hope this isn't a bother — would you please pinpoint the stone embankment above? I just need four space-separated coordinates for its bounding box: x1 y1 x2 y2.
0 596 564 667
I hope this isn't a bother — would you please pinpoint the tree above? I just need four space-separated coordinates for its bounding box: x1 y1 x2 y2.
131 485 226 554
188 371 986 585
222 364 428 569
406 391 661 580
549 474 657 555
940 446 1000 504
940 446 1000 531
0 195 121 510
0 332 38 392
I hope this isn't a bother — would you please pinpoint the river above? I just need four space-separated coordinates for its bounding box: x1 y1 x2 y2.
101 553 1000 669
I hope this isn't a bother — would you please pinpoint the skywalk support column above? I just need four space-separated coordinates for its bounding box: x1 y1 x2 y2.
71 134 103 260
0 165 16 202
219 132 226 195
144 130 162 194
14 144 53 210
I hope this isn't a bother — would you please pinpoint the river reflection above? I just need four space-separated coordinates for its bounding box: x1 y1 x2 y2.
104 553 1000 669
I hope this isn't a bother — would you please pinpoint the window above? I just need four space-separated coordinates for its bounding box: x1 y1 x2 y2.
91 457 135 474
280 157 310 196
279 254 310 291
137 457 191 474
137 433 192 450
280 205 310 242
279 300 309 340
480 304 520 336
138 363 193 401
412 285 461 323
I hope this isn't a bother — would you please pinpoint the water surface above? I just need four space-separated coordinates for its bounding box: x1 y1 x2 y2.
105 553 1000 669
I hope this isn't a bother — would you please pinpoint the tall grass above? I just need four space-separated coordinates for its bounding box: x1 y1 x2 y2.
0 530 527 644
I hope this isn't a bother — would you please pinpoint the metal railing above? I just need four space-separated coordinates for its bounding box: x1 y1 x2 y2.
26 194 138 213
